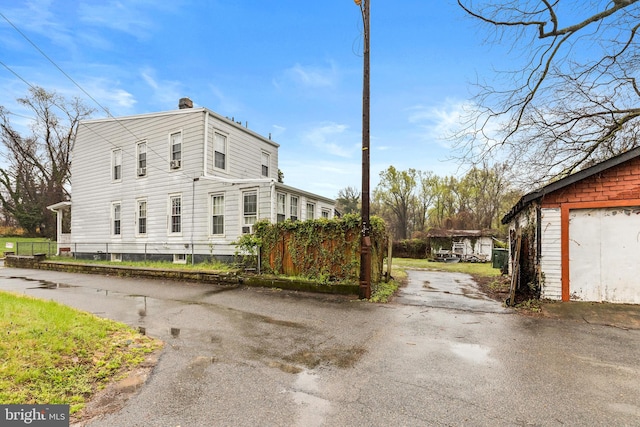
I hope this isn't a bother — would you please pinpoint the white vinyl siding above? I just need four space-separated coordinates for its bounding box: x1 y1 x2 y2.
540 208 562 300
70 109 335 259
211 194 224 235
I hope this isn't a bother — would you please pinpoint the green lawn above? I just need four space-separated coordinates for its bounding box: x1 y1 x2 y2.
0 291 162 413
0 236 56 256
392 257 501 278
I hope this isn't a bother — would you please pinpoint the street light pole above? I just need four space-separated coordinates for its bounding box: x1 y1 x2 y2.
356 0 371 299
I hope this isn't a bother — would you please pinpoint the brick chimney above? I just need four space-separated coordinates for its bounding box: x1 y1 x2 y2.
179 97 193 109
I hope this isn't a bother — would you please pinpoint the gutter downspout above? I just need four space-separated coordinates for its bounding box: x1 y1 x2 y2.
203 111 209 177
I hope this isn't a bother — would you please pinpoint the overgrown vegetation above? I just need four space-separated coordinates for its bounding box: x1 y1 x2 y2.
253 214 387 283
0 291 162 413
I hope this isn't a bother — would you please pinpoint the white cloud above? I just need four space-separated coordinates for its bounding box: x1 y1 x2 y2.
405 99 472 147
279 61 340 89
208 84 243 114
77 1 155 40
301 122 356 158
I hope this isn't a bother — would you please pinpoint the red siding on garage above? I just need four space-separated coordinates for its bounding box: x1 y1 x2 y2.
541 156 640 208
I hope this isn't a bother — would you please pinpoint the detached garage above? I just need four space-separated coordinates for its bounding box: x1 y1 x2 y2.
502 147 640 304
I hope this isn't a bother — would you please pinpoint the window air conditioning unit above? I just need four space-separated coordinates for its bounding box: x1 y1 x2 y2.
242 225 253 234
170 160 181 169
137 167 146 176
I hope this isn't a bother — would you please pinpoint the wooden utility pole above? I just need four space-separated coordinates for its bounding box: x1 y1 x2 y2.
357 0 371 299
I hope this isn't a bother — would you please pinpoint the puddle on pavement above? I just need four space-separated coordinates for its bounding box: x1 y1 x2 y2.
291 369 330 427
450 342 493 364
285 346 366 369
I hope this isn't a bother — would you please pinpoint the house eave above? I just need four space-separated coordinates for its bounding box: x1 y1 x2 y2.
47 201 71 212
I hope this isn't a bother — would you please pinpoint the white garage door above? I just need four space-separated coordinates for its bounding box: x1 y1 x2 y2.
569 207 640 303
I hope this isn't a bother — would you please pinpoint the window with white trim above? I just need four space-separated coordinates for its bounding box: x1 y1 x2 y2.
289 196 299 221
243 191 257 226
321 209 331 218
211 194 224 235
277 193 286 223
136 199 147 235
261 151 270 177
170 195 182 234
170 132 182 169
214 132 227 170
112 202 121 236
306 202 315 220
137 141 147 177
112 149 122 181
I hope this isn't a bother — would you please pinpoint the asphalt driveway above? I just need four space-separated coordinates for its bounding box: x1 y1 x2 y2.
1 266 639 426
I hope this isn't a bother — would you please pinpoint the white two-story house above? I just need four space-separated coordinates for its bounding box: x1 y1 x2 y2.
49 98 336 263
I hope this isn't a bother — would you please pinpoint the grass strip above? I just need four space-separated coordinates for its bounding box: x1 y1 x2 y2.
0 291 162 414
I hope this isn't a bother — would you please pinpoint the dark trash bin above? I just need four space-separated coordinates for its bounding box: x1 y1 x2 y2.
491 248 508 270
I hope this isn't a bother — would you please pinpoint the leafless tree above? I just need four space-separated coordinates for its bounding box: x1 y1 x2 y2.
455 0 640 186
0 87 93 237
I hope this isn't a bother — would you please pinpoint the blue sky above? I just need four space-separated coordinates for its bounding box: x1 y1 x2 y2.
0 0 509 199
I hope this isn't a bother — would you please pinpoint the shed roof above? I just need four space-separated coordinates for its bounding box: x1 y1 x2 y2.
501 146 640 224
426 229 495 238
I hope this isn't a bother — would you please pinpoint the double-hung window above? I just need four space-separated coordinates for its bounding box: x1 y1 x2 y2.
261 152 270 177
277 193 286 223
112 202 121 236
170 195 182 234
170 132 182 169
243 191 257 227
321 209 331 219
306 202 315 220
112 149 122 181
211 194 224 235
137 199 147 235
214 133 227 170
289 196 299 221
137 142 147 176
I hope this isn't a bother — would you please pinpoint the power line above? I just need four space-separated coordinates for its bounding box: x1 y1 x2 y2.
0 11 194 180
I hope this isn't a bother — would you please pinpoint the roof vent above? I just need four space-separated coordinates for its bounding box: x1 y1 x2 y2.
179 98 193 109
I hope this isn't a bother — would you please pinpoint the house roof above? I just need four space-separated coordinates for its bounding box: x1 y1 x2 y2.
501 146 640 224
80 107 280 149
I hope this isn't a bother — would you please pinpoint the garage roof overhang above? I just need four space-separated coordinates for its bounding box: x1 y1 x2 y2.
501 146 640 225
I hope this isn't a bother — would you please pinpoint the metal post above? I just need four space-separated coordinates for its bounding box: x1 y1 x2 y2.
358 0 372 299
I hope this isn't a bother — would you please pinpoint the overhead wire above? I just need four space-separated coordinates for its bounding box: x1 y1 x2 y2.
0 11 197 180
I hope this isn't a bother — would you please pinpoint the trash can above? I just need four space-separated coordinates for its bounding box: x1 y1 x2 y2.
491 248 508 270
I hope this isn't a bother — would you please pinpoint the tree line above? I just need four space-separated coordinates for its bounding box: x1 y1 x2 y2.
336 164 521 241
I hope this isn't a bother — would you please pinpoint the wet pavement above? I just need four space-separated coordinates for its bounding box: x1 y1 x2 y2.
1 266 639 426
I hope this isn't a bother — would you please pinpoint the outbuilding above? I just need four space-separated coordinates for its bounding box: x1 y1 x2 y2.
502 147 640 304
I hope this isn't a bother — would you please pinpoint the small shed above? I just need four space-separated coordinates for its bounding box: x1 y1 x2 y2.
502 147 640 304
427 229 495 262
